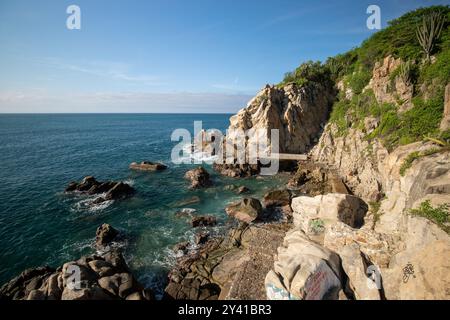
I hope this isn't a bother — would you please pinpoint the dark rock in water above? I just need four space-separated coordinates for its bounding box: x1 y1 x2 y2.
225 198 263 223
263 189 292 208
184 167 212 189
129 161 167 172
213 163 260 178
173 196 201 207
195 232 210 246
104 182 134 201
65 177 135 203
191 216 217 228
95 224 119 247
236 186 250 194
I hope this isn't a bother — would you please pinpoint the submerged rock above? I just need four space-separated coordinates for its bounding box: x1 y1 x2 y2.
184 167 212 189
225 198 263 223
129 161 167 172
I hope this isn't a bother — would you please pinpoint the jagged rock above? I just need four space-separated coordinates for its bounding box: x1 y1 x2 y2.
95 224 119 247
191 216 217 228
368 55 413 110
129 161 167 171
61 285 112 300
213 163 260 178
265 229 342 300
291 194 368 235
263 189 291 208
227 83 335 155
65 177 135 203
195 232 209 245
0 266 55 300
225 198 263 223
323 222 394 268
184 167 212 189
104 182 134 201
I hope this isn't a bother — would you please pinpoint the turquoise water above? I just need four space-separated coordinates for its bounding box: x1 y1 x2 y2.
0 114 286 295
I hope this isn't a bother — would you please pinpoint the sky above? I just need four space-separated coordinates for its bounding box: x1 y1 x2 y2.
0 0 448 113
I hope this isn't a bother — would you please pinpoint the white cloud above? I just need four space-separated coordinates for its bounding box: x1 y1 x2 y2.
0 90 253 113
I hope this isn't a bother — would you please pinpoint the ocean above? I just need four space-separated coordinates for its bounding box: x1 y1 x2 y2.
0 114 286 296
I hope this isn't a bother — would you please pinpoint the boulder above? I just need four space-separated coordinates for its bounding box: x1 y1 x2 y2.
440 83 450 131
291 194 368 234
184 167 212 189
225 198 263 223
104 182 135 201
95 224 119 247
98 272 142 299
338 243 381 300
65 177 135 203
263 189 291 208
191 215 217 228
129 161 167 172
265 229 342 300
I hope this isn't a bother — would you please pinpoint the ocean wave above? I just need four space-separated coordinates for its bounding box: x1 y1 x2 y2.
71 193 114 213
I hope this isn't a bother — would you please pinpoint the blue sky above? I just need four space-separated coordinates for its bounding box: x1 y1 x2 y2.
0 0 448 113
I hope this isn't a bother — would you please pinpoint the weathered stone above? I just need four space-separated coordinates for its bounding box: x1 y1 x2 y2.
88 260 116 278
263 189 291 208
191 215 217 228
225 198 263 223
292 194 368 234
184 167 212 189
95 224 119 247
129 161 167 171
265 229 342 300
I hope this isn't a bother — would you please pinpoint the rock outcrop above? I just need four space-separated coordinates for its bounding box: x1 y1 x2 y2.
95 224 119 247
225 198 263 223
291 194 368 234
0 250 153 301
129 161 167 171
265 229 342 300
184 167 213 189
65 176 135 203
368 55 414 111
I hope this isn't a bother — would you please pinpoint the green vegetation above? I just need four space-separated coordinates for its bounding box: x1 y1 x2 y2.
280 6 449 151
410 200 450 234
309 219 325 234
279 60 332 88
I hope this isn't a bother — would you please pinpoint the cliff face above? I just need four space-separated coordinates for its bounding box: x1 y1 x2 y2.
227 82 335 154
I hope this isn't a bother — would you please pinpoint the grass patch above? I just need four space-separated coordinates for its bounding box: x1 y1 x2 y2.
410 200 450 234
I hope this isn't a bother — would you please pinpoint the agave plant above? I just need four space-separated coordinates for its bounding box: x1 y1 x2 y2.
416 11 446 62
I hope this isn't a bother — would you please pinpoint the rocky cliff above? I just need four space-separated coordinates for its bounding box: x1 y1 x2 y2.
227 82 335 154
